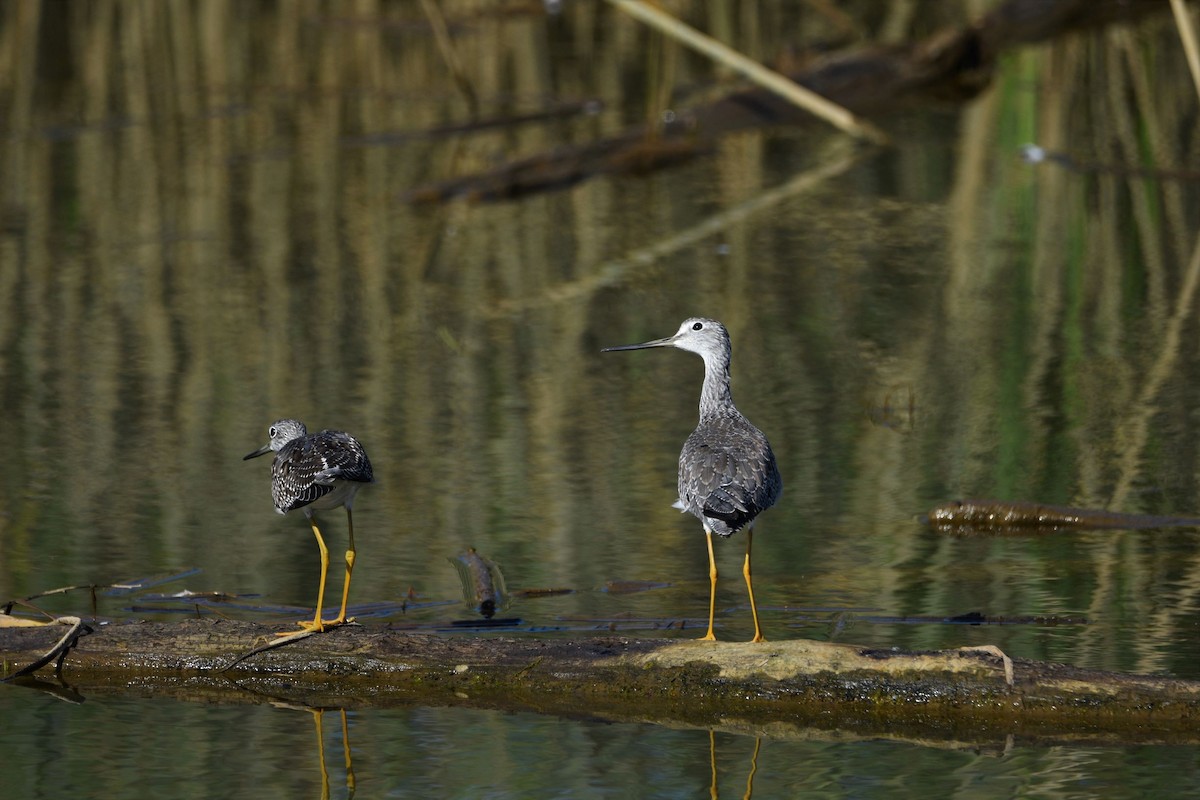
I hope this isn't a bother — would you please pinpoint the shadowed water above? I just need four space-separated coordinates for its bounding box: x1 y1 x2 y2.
3 1 1200 797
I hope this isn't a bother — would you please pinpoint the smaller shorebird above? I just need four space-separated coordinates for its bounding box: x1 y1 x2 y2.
603 318 782 642
244 419 374 633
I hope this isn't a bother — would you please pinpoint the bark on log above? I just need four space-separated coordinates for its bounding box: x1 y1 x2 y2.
4 620 1199 747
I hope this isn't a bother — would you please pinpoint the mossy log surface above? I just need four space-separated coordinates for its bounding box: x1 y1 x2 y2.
3 620 1198 747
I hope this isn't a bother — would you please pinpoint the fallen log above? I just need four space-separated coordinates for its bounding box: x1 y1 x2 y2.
926 498 1200 534
3 619 1200 746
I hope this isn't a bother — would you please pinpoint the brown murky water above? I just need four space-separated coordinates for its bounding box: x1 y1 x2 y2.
4 2 1200 796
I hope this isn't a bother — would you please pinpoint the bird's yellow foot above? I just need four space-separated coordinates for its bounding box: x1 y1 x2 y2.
275 616 355 635
699 632 717 641
749 634 767 643
276 618 328 636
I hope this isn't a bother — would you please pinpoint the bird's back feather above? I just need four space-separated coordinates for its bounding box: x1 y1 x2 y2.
272 430 374 513
677 412 781 536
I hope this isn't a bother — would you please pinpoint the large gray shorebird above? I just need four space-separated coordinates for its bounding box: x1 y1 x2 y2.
603 318 782 642
245 419 374 634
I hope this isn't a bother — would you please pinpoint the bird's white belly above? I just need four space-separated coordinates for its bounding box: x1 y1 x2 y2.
296 480 363 513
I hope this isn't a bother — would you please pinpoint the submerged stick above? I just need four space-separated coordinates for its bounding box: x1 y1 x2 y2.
450 548 507 619
605 0 889 144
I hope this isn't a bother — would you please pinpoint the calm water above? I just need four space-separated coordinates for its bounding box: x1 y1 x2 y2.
4 689 1200 799
4 690 1195 800
3 1 1200 796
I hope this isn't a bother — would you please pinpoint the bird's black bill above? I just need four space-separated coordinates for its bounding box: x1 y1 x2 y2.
601 335 676 353
243 443 272 460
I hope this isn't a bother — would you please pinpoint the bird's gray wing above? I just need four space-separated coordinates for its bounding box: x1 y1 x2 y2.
272 439 336 512
310 430 375 485
679 422 781 534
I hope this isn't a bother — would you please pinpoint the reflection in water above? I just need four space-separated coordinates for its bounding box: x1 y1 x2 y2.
709 730 761 800
6 673 87 705
309 707 356 800
243 687 358 799
865 384 916 433
4 689 1200 798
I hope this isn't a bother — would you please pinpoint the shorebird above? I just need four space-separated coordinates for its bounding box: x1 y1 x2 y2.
244 419 374 633
603 318 782 642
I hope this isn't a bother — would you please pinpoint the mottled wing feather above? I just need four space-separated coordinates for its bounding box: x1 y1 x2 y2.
271 431 374 513
678 416 781 536
703 485 751 521
309 430 374 484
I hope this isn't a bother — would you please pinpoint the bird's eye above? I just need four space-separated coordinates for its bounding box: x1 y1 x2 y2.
269 426 277 437
692 322 703 331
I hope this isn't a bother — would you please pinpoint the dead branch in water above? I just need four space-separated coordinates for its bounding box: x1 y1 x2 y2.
926 499 1200 534
404 0 1175 202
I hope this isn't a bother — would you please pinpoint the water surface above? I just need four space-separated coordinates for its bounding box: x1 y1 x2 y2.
5 690 1199 799
3 1 1200 796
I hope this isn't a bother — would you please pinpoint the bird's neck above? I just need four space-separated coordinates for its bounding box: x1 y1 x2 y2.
698 354 735 419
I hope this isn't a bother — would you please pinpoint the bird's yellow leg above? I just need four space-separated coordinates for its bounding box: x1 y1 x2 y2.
327 509 357 626
282 516 331 634
744 528 765 643
702 531 718 641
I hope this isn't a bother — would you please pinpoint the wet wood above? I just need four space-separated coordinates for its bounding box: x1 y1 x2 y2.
0 616 91 679
405 0 1174 203
927 498 1200 534
449 548 506 619
4 619 1200 746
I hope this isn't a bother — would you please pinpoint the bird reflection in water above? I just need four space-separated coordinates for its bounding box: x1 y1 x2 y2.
709 729 761 799
308 706 356 800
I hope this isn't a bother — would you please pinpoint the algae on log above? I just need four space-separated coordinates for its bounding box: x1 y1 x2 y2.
3 619 1199 746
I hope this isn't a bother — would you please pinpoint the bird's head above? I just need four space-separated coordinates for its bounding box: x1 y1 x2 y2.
602 317 731 362
243 418 308 460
